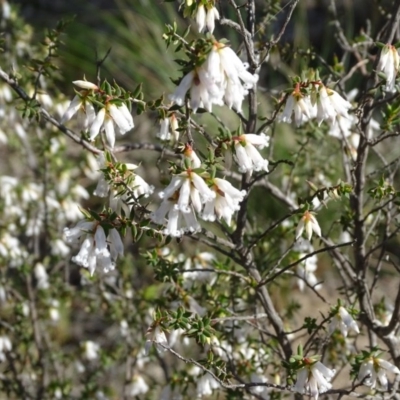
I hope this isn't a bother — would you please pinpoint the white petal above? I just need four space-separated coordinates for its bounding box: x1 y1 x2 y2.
89 108 106 140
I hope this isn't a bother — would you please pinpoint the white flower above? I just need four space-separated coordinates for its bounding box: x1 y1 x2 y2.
296 211 321 241
34 263 49 290
93 152 109 197
202 177 246 224
329 306 359 337
183 252 216 288
125 375 149 397
195 4 220 33
170 70 196 107
328 114 354 139
197 373 220 397
377 44 399 92
155 114 179 142
49 300 60 322
0 335 11 362
61 80 98 127
358 357 400 390
233 133 270 174
83 340 100 361
90 102 134 148
170 42 258 112
296 253 321 291
183 144 202 169
280 91 315 126
1 1 10 20
293 361 335 400
145 326 169 355
0 285 6 304
315 86 337 125
157 117 171 141
325 88 352 121
195 4 207 33
61 94 96 129
156 170 215 225
151 198 201 237
250 373 269 399
64 221 124 275
206 5 220 33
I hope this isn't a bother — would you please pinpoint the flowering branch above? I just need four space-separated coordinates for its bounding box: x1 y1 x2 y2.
0 68 101 154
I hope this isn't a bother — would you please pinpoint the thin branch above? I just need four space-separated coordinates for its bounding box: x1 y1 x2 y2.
113 142 177 156
0 68 101 154
258 241 355 287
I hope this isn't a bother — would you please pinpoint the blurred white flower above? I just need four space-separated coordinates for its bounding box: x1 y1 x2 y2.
50 238 70 257
358 357 400 390
250 372 269 399
145 326 169 355
0 284 7 304
196 373 220 397
83 340 100 361
64 221 124 275
182 252 216 288
120 320 129 337
293 361 335 400
49 300 60 322
157 117 172 141
329 306 359 337
377 44 399 92
34 263 49 290
151 198 201 237
125 375 149 397
296 253 321 291
1 1 11 20
0 335 12 362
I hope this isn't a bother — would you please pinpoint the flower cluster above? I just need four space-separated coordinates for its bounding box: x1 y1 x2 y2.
151 167 214 236
151 147 249 236
357 356 400 390
329 305 359 337
170 42 258 112
279 82 352 127
202 177 246 224
293 360 335 400
61 80 134 148
64 220 124 275
195 3 220 34
233 133 270 174
157 114 179 142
